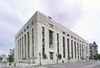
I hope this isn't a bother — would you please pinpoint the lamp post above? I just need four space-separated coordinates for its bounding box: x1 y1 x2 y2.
39 52 42 65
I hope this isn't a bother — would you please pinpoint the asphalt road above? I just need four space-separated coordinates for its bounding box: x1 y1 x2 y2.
39 61 100 68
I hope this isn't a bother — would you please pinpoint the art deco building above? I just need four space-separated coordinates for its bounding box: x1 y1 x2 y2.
15 11 90 64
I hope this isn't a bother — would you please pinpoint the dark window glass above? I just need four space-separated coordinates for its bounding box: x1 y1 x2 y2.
49 30 53 48
32 28 34 57
24 34 26 58
74 41 76 58
80 44 81 57
57 33 59 54
71 40 73 58
67 34 69 37
22 37 23 58
27 32 30 58
42 27 45 57
50 52 53 60
67 38 70 57
63 37 65 58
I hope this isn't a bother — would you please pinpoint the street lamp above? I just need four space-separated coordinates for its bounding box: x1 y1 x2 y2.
39 52 42 65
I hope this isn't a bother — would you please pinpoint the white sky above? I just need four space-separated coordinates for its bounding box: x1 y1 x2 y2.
0 0 100 55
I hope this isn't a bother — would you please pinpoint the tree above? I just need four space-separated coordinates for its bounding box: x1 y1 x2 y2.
94 54 100 60
89 56 93 60
81 56 84 61
7 55 14 62
68 56 71 62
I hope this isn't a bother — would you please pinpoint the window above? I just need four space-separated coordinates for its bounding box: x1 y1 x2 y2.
32 28 34 57
57 33 59 54
24 34 26 58
48 16 52 19
63 31 65 34
74 41 76 58
32 22 33 25
49 24 53 28
22 37 23 58
77 43 79 56
80 44 81 57
24 29 26 32
67 38 70 57
50 52 53 60
18 40 19 58
63 37 65 58
21 32 23 34
71 40 73 58
27 25 29 29
42 27 45 57
20 38 21 58
49 30 53 48
27 32 30 58
71 36 73 38
74 37 76 40
67 34 69 37
82 45 83 56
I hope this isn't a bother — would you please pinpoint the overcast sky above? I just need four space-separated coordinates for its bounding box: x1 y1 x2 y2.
0 0 100 55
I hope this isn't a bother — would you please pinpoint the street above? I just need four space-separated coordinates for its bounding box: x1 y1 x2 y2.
38 61 100 68
0 61 100 68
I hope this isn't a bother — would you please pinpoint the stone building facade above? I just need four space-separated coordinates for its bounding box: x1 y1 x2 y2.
90 42 98 59
15 11 90 65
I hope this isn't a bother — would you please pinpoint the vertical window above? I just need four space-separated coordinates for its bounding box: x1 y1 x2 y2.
82 45 83 56
20 38 21 58
24 34 26 58
32 28 34 57
27 32 30 58
67 38 70 57
57 33 59 54
71 40 73 58
80 44 81 57
50 52 53 60
77 43 79 56
74 41 76 58
18 40 19 58
22 37 23 58
49 30 53 48
42 27 45 57
63 37 65 58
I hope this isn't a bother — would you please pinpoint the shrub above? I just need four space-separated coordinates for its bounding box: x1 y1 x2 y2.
68 56 71 62
43 53 47 59
81 56 84 61
58 54 62 60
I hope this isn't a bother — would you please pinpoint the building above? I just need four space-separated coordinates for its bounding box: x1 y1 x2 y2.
9 49 15 57
90 42 98 59
15 11 90 65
